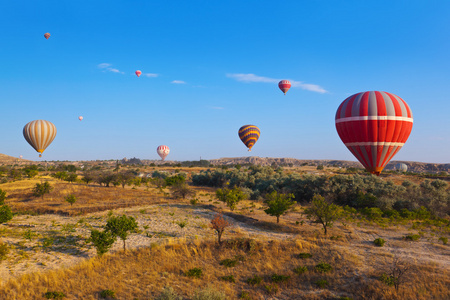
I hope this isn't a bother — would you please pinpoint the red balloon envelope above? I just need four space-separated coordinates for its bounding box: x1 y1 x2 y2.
278 80 291 95
335 91 413 175
135 70 142 77
44 33 50 39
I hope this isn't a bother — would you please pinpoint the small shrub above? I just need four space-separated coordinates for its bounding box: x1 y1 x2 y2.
23 229 36 241
219 275 235 282
293 266 308 274
186 267 203 278
0 241 9 261
65 194 77 206
44 291 66 299
404 234 420 241
220 258 238 267
315 279 329 288
264 283 279 295
100 289 116 299
155 286 182 300
0 205 13 224
246 275 262 285
192 286 226 300
190 198 199 205
176 220 187 229
374 238 386 247
297 252 312 259
379 273 396 286
42 237 54 249
271 274 290 283
239 291 251 299
315 262 332 273
438 237 448 245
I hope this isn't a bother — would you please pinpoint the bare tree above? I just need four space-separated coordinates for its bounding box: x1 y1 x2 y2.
210 213 231 245
380 252 412 292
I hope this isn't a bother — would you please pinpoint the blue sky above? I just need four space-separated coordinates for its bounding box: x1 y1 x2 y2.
1 0 449 163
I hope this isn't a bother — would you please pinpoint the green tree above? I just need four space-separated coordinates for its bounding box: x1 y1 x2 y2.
264 191 295 223
89 229 116 256
105 214 138 251
216 187 246 211
0 189 6 205
0 205 13 224
32 182 53 200
65 173 78 183
65 194 77 206
116 171 135 188
304 194 342 235
81 173 94 185
170 182 196 199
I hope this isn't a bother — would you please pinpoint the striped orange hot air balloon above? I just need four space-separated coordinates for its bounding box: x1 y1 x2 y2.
335 91 413 176
238 125 260 151
44 33 50 39
23 120 57 158
278 80 291 95
157 145 170 160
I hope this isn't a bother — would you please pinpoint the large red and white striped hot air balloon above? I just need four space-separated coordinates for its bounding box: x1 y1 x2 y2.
278 80 291 95
135 70 142 77
23 120 57 158
157 145 170 161
335 91 413 176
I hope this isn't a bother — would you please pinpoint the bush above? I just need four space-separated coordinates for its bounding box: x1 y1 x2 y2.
438 237 448 245
374 238 386 247
65 194 77 206
0 205 13 224
297 252 312 259
264 283 279 295
315 262 332 273
0 241 9 261
379 273 396 287
246 275 262 285
404 234 420 241
271 274 290 283
99 289 115 298
239 291 251 299
315 279 329 288
192 286 226 300
293 266 308 274
44 291 66 299
219 275 235 282
155 286 182 300
220 258 238 267
89 230 117 256
33 182 53 199
186 267 203 278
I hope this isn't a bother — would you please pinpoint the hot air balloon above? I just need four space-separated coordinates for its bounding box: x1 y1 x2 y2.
135 70 142 77
78 116 83 121
335 91 413 176
395 163 408 172
278 80 291 95
44 33 50 39
157 145 170 160
23 120 57 158
238 125 260 151
19 155 23 159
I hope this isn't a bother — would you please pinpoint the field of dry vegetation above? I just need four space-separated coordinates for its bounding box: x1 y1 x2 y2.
0 163 449 299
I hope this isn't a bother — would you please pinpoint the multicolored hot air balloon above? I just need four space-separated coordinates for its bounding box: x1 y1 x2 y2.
78 116 83 121
23 120 57 158
335 91 413 176
157 145 170 160
278 80 291 95
44 33 50 40
135 70 142 77
238 125 260 151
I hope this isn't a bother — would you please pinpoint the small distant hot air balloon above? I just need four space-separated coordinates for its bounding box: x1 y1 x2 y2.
395 163 408 172
19 155 23 159
23 120 57 158
278 80 291 95
44 33 50 40
78 116 83 121
335 91 413 176
135 70 142 77
238 125 260 151
157 145 170 160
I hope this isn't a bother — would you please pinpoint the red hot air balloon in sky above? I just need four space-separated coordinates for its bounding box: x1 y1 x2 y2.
157 145 170 160
135 70 142 77
278 80 291 95
44 33 50 39
335 91 413 176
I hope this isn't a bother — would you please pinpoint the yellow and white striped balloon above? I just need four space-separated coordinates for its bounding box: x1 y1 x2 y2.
23 120 57 157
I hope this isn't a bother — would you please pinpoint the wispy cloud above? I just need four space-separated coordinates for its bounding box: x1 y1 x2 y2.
226 73 327 94
171 80 186 84
97 63 124 74
143 73 158 78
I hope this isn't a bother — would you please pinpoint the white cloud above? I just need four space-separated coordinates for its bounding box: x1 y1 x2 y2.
226 73 328 94
171 80 186 84
97 63 124 74
143 73 158 78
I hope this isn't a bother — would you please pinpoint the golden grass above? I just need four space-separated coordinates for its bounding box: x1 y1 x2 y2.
0 238 448 300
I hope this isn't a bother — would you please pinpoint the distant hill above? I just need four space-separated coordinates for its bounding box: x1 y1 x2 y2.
208 157 450 174
0 153 30 164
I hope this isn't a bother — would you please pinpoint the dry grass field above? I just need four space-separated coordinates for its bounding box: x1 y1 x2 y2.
0 170 449 299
